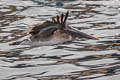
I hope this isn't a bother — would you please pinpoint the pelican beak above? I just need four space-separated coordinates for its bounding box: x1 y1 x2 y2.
67 27 100 40
77 31 100 40
85 35 100 40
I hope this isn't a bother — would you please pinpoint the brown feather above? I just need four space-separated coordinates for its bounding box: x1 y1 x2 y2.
63 11 69 24
56 15 60 23
28 21 55 35
61 13 64 24
52 17 57 23
28 11 70 36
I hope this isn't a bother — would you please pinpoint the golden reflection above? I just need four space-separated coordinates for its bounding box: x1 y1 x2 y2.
86 42 120 51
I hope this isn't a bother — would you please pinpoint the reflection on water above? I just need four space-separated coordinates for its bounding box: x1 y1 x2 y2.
0 0 120 80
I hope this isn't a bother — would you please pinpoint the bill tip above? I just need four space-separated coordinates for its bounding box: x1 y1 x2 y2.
93 37 100 40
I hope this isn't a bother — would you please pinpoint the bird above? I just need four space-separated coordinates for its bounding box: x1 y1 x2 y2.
9 11 99 46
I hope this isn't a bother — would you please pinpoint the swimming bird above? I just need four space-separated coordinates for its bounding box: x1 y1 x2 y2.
9 11 99 46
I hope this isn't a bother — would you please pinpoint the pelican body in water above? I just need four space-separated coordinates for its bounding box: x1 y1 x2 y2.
9 11 99 46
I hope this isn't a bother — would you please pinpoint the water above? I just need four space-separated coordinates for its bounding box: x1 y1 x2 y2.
0 0 120 80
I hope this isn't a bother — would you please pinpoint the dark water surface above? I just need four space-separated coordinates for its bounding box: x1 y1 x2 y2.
0 0 120 80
